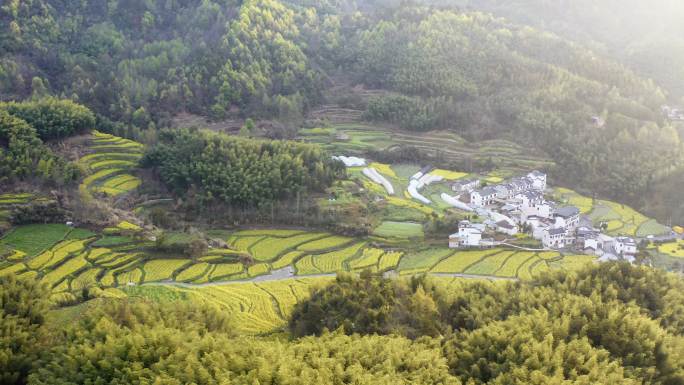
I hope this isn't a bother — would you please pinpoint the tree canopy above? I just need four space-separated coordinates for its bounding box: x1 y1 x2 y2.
143 128 345 207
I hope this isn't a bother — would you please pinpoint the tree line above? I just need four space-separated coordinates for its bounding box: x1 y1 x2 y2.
142 128 345 207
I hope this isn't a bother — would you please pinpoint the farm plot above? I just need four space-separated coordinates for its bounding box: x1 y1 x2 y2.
0 193 38 228
551 254 597 270
248 233 327 261
28 239 89 270
188 277 334 334
553 188 593 214
464 250 516 276
657 240 684 258
71 268 103 290
297 235 354 252
209 263 245 280
430 249 499 273
272 251 304 270
397 248 453 274
175 263 212 282
349 248 384 271
587 198 668 237
142 259 190 282
495 252 537 277
378 251 403 271
296 242 366 274
78 131 143 198
41 255 89 287
373 221 424 239
190 284 284 334
0 223 72 257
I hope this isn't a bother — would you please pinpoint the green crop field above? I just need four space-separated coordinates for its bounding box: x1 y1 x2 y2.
0 224 72 257
298 124 554 173
373 221 424 239
28 239 89 270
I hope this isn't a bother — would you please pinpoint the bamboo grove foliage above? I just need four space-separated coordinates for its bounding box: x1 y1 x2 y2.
0 276 50 385
290 263 684 384
2 262 683 384
0 105 80 185
143 128 345 207
0 98 95 140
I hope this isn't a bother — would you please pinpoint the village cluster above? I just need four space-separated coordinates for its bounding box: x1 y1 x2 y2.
332 155 641 262
446 171 638 262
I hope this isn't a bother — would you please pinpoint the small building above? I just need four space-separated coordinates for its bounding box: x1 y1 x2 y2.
553 206 580 230
470 187 497 207
509 177 532 194
527 170 547 191
493 184 513 200
597 234 615 252
495 220 518 235
614 236 637 257
543 227 567 249
521 200 552 220
518 190 544 207
449 221 484 248
452 178 480 193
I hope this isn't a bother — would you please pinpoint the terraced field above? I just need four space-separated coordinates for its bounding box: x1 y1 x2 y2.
1 223 605 311
298 124 554 173
162 277 335 334
78 131 143 198
0 193 41 229
427 248 582 281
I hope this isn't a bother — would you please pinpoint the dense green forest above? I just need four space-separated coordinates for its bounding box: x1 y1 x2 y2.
143 128 344 207
2 0 682 216
2 263 683 384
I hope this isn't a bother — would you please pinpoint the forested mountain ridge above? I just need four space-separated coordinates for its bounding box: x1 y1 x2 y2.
448 0 684 100
1 0 682 217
